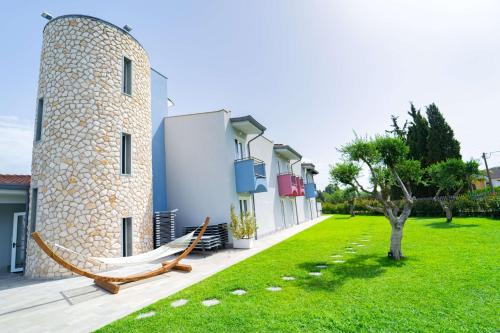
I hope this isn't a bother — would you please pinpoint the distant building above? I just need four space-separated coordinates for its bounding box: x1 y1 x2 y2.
473 167 500 189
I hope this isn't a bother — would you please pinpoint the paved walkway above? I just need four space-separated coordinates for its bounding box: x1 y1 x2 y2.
0 216 329 333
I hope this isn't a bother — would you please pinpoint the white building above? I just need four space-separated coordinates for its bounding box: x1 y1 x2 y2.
164 109 319 241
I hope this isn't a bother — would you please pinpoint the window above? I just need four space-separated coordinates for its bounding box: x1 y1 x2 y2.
239 199 249 216
121 133 131 175
122 57 132 95
35 98 43 141
30 188 38 233
234 139 244 159
122 218 133 257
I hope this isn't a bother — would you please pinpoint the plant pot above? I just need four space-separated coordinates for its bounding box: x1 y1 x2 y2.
233 238 254 249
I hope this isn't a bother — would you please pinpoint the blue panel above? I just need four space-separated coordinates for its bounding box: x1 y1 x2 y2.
151 69 168 212
235 159 268 193
305 183 317 199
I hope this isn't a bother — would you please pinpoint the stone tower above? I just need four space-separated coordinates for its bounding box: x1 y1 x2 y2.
25 15 153 278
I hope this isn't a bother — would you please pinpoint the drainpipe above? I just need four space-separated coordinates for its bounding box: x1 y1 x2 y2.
22 187 30 275
247 130 265 240
291 158 302 225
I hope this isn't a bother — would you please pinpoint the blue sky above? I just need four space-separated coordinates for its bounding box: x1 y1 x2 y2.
1 0 499 188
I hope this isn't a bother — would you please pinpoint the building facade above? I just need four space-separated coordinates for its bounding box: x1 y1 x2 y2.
165 110 319 239
3 14 319 277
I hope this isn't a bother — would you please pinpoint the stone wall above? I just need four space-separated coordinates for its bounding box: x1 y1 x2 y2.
25 16 153 278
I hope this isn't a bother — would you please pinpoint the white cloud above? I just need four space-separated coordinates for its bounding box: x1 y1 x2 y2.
0 116 33 174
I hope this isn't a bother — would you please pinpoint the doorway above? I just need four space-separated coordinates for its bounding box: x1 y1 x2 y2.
11 212 26 273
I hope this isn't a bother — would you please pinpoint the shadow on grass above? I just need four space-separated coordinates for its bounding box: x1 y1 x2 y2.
296 254 406 292
425 222 479 229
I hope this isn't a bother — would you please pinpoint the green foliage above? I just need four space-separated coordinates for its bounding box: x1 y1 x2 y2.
373 136 409 168
329 162 361 186
427 159 480 195
406 103 430 165
426 103 461 164
229 205 257 239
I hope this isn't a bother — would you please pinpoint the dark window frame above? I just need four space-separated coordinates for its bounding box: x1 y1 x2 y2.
122 57 132 95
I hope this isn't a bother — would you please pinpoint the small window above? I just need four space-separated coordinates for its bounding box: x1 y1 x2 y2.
30 188 38 233
234 139 244 160
121 133 131 175
35 98 43 141
239 199 249 216
122 218 133 257
122 57 132 95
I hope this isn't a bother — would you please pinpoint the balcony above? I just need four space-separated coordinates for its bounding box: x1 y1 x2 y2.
305 183 317 199
278 173 304 196
297 177 305 196
234 157 267 193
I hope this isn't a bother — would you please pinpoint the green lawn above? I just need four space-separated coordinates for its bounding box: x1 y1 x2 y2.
97 215 499 332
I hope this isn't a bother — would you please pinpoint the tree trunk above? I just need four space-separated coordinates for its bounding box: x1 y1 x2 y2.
389 224 404 260
444 206 453 223
349 202 355 217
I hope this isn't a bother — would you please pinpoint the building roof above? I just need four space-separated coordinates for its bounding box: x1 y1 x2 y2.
273 144 302 160
485 166 500 179
0 174 31 189
302 163 319 175
230 115 266 134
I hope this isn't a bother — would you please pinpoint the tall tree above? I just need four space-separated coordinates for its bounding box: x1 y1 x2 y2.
386 115 407 141
426 103 461 164
330 136 423 260
406 103 430 166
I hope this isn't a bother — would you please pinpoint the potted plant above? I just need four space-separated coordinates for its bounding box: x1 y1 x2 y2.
229 205 257 249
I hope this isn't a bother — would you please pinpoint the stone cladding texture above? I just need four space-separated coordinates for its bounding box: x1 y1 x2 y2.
25 16 153 277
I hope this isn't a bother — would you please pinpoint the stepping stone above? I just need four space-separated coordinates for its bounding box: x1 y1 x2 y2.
231 289 247 296
202 299 220 307
356 244 365 247
282 276 296 281
136 311 155 319
316 264 328 269
345 247 354 250
331 254 343 258
171 299 188 308
266 286 282 292
309 272 322 276
350 242 358 245
360 239 369 242
346 251 356 254
333 260 345 263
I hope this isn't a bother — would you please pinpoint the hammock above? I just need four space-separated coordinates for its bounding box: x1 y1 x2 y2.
53 231 196 267
31 217 210 294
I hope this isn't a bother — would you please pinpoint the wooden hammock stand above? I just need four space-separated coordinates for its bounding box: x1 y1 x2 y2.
31 217 210 294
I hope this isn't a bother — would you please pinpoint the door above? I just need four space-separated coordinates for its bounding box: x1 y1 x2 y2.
11 212 26 273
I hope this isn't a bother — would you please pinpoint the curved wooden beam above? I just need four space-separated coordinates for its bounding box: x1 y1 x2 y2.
31 217 210 283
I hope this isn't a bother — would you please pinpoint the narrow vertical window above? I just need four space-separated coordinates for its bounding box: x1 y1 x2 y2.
234 139 239 159
122 218 133 257
35 98 43 141
30 188 38 233
121 133 131 175
122 57 132 95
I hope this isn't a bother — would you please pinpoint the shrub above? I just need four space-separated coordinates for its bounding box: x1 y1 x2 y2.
229 205 257 239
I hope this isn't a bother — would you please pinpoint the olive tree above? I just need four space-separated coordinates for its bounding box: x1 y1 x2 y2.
427 159 479 222
330 136 423 260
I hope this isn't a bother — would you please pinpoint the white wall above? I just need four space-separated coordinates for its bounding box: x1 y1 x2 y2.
165 110 234 236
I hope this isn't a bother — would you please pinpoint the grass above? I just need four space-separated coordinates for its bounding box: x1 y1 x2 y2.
97 215 499 332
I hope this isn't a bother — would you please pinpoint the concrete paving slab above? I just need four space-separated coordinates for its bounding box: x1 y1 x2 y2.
0 215 329 333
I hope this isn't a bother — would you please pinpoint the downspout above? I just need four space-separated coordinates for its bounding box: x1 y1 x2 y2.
291 158 302 225
247 130 265 240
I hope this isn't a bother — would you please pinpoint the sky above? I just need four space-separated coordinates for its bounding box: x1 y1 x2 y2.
0 0 499 189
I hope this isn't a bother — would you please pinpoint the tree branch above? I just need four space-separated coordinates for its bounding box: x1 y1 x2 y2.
391 169 413 203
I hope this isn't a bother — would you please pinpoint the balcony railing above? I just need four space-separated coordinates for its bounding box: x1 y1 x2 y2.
234 157 267 193
277 173 304 197
304 182 317 199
